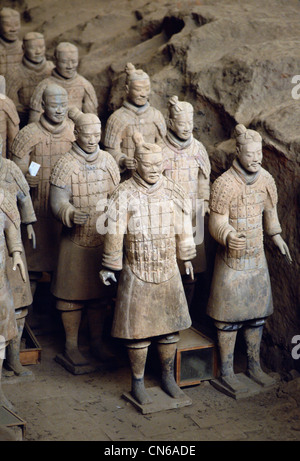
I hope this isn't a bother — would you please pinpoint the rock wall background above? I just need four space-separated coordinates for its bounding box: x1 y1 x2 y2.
5 0 300 373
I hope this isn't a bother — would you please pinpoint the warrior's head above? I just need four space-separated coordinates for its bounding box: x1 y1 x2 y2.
23 32 46 65
42 84 68 125
0 8 20 43
69 107 101 154
235 124 263 174
54 42 78 80
133 132 163 184
125 62 150 107
167 95 193 141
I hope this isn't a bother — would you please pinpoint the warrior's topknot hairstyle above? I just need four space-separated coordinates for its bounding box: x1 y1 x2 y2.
132 132 162 161
235 124 262 148
125 62 149 85
68 107 101 130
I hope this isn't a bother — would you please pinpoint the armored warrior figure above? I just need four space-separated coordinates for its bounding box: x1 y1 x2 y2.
7 32 55 127
100 133 196 406
0 8 23 80
0 187 26 409
11 84 74 288
207 124 292 396
0 134 36 377
162 95 211 306
49 108 120 373
103 62 166 178
0 76 19 158
28 42 98 123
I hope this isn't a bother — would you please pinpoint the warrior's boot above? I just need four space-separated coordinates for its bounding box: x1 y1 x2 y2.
157 339 185 399
127 342 152 405
244 325 275 387
5 316 33 376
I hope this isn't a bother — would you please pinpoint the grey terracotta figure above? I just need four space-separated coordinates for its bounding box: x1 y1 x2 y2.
7 32 55 127
0 187 26 410
207 124 292 396
162 95 211 306
0 75 19 158
103 62 166 178
0 134 36 377
11 84 74 292
0 7 23 80
49 108 120 373
28 42 98 123
99 132 196 406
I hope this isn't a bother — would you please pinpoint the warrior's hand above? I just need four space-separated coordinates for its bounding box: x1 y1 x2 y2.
12 252 26 282
184 261 194 280
99 270 117 286
227 231 246 250
272 234 292 264
71 209 89 225
122 156 137 170
27 224 36 249
25 172 40 188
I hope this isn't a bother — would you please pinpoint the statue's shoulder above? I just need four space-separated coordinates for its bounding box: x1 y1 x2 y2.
260 167 278 207
0 189 20 228
193 138 211 178
11 123 42 158
1 95 19 125
50 151 75 187
99 150 120 186
163 176 192 214
210 169 236 214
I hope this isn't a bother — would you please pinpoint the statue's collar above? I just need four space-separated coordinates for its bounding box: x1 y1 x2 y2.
72 141 100 163
52 68 77 82
232 158 261 185
39 114 67 135
123 99 150 115
22 55 47 72
132 171 163 194
166 130 193 150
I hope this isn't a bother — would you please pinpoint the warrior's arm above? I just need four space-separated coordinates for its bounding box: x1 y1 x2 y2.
208 210 236 247
49 184 75 227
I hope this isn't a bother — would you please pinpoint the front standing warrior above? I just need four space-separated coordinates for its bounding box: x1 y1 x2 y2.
207 124 292 395
0 76 19 158
49 108 120 372
0 8 23 79
11 84 74 290
7 32 55 127
162 95 211 306
100 133 196 406
103 62 166 178
28 42 98 123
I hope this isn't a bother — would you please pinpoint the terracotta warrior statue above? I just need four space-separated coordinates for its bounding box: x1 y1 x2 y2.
0 75 19 158
103 62 166 178
28 42 98 123
49 108 120 373
99 133 196 406
0 134 36 378
0 7 23 80
0 187 26 410
11 84 74 291
162 95 211 306
207 124 292 395
7 32 55 127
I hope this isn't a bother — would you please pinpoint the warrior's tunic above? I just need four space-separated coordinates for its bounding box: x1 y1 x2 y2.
102 173 196 340
207 160 282 323
50 143 120 300
162 132 211 274
0 37 23 79
0 94 19 158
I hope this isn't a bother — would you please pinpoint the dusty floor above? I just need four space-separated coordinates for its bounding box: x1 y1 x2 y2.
2 281 300 443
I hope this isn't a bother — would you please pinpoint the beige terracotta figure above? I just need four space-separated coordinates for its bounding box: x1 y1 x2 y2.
162 95 211 306
0 75 20 158
103 62 166 178
207 124 292 396
49 108 120 373
11 84 74 290
0 187 26 410
0 8 23 80
28 42 98 123
0 134 36 378
7 32 55 127
99 133 196 406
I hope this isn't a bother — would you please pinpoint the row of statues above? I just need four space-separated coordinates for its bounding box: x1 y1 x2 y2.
0 7 292 412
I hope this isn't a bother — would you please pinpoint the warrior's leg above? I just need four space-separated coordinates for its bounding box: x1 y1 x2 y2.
156 333 184 399
126 340 152 405
87 299 114 362
0 341 14 410
57 300 88 366
5 309 33 376
216 321 248 393
244 319 275 387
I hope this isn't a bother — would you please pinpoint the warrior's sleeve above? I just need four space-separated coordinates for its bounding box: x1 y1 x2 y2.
3 96 20 153
103 110 127 168
196 141 211 202
6 70 22 109
82 79 98 115
2 192 23 255
153 109 167 141
263 172 282 236
9 161 37 224
10 124 37 174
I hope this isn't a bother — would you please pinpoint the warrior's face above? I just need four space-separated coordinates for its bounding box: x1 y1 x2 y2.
24 38 45 64
136 151 163 184
56 50 78 79
169 110 193 141
126 79 150 107
75 123 101 154
43 94 68 125
238 140 263 173
0 15 20 42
